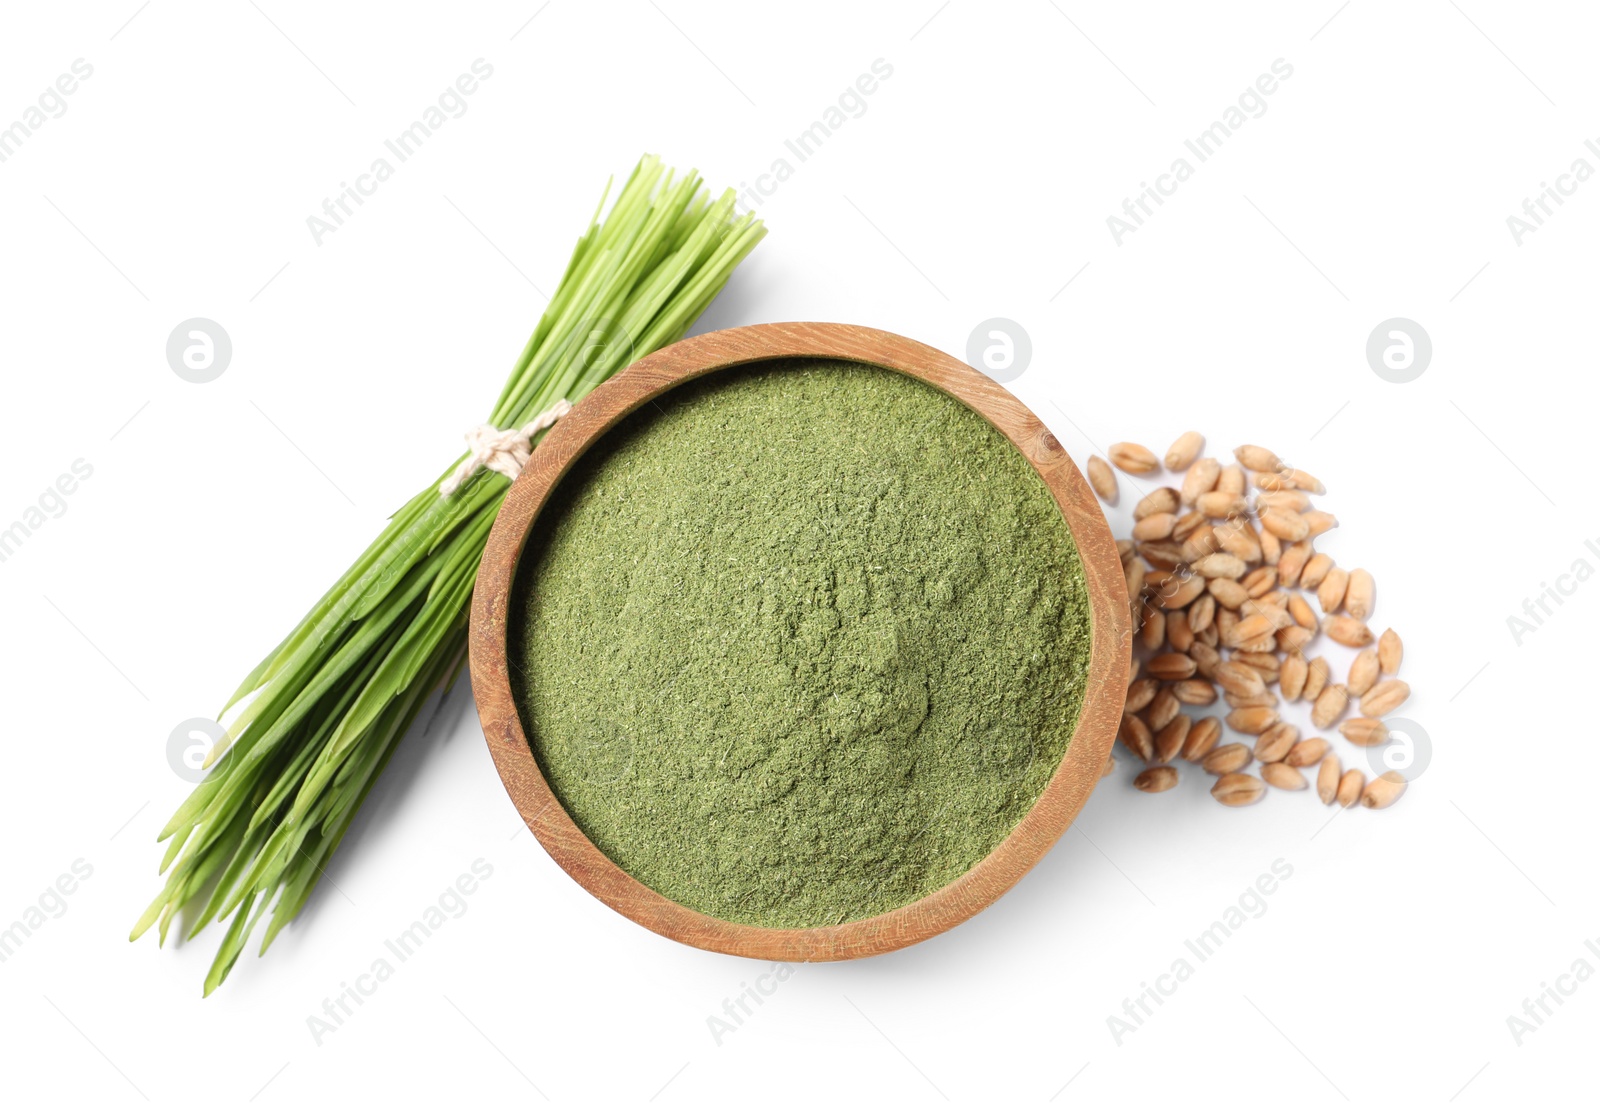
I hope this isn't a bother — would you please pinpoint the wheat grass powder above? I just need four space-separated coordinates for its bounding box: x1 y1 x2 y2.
509 359 1091 928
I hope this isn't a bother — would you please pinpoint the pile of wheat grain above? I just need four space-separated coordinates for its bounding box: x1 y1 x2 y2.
1088 433 1409 810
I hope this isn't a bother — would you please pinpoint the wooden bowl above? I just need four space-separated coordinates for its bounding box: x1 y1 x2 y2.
469 322 1130 961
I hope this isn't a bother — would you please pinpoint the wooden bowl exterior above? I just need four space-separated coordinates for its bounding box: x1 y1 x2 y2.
469 322 1130 960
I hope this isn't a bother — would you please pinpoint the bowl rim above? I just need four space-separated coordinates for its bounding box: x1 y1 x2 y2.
468 321 1130 961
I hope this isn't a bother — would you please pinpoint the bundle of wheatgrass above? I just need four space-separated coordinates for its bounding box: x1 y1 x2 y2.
132 156 765 994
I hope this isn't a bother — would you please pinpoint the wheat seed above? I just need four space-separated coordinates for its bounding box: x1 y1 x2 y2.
1167 611 1195 654
1133 513 1177 541
1278 541 1312 587
1144 688 1181 731
1287 469 1325 494
1339 717 1388 746
1193 552 1248 580
1182 716 1223 762
1346 568 1375 621
1303 656 1330 701
1182 526 1221 562
1087 455 1118 503
1277 625 1315 655
1125 677 1158 714
1378 628 1403 674
1202 743 1253 775
1304 510 1338 537
1259 527 1282 565
1234 445 1281 472
1262 762 1307 790
1280 654 1308 701
1311 684 1349 729
1287 593 1319 631
1211 773 1266 807
1134 487 1180 520
1180 457 1221 505
1256 489 1310 513
1173 510 1210 541
1165 431 1204 472
1148 653 1197 681
1197 491 1248 519
1300 553 1335 589
1227 706 1279 735
1172 678 1215 706
1359 680 1411 718
1285 737 1331 768
1361 770 1407 809
1120 715 1154 761
1209 578 1250 610
1109 442 1159 474
1348 649 1380 696
1325 615 1374 648
1232 652 1281 681
1317 754 1341 804
1140 606 1167 650
1215 661 1267 698
1254 722 1298 763
1157 575 1207 609
1155 716 1191 764
1214 522 1262 562
1242 566 1277 598
1136 765 1179 793
1317 567 1349 615
1261 507 1310 542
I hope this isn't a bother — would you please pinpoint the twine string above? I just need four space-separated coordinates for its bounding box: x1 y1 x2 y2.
438 399 572 496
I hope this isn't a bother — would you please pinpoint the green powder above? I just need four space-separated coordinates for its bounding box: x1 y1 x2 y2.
509 359 1091 928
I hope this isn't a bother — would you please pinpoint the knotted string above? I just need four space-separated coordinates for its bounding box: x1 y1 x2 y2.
438 399 572 496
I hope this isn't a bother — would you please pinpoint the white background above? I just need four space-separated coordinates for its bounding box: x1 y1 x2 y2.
0 2 1591 1100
